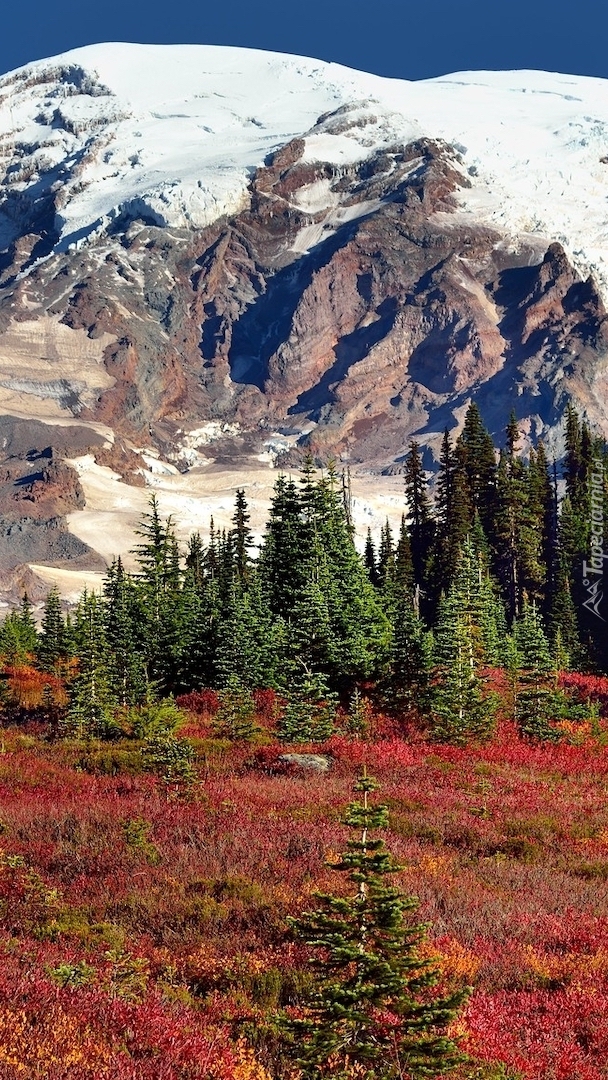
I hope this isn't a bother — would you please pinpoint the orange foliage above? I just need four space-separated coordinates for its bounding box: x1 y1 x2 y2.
0 1005 107 1076
3 664 69 710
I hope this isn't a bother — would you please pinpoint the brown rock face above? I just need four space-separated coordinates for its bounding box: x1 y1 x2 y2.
0 417 108 570
183 137 607 463
0 121 607 503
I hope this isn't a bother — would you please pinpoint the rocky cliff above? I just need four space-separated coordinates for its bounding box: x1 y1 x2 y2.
0 46 607 591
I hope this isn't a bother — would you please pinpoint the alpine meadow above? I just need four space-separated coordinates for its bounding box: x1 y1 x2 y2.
0 401 608 1078
2 37 608 1080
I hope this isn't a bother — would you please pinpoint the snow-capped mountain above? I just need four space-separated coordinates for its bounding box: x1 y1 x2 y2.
2 44 608 289
0 43 607 591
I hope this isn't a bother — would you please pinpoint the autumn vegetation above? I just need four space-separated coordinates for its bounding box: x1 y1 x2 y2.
0 404 608 1078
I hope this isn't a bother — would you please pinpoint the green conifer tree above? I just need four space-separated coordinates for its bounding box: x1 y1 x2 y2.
132 495 182 689
364 528 380 588
430 612 497 744
231 488 254 586
17 594 37 649
0 594 38 663
103 558 148 707
215 576 286 690
258 474 309 615
430 538 500 742
205 517 219 583
433 537 503 670
278 666 337 743
512 599 561 740
314 469 390 684
261 468 389 690
344 687 374 737
65 592 117 739
282 771 467 1079
548 564 581 670
185 532 206 589
377 519 395 590
389 592 433 715
457 403 498 545
170 568 218 691
142 732 197 798
528 442 556 610
37 586 68 672
428 430 472 609
493 416 546 619
394 515 415 595
213 676 260 741
404 441 435 594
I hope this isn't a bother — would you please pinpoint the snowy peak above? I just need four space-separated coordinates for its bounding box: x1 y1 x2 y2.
0 44 608 294
0 44 386 250
0 46 608 585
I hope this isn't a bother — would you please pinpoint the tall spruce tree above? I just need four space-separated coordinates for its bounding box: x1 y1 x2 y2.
259 474 309 616
377 519 396 590
282 771 467 1079
103 558 148 707
170 568 218 691
388 591 433 715
560 406 595 623
132 495 185 690
37 586 67 672
494 416 545 619
528 442 556 610
428 429 472 607
548 562 582 670
65 591 117 739
231 488 254 586
404 441 435 596
215 576 286 690
512 599 560 740
133 495 176 599
457 403 498 544
430 611 497 744
286 571 340 680
184 532 205 589
260 468 389 689
314 469 390 684
430 538 500 742
364 528 380 588
395 516 415 596
433 537 503 670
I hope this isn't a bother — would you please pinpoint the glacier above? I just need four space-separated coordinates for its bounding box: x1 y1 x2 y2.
0 43 607 294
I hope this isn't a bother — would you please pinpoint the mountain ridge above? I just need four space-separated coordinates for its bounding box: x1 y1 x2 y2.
0 44 607 598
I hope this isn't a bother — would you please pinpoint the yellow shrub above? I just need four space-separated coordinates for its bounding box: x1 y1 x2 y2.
0 1006 107 1074
233 1039 273 1080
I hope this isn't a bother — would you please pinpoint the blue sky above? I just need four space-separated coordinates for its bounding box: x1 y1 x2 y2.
1 0 607 81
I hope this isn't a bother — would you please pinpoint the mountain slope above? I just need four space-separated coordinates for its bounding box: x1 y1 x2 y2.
0 44 607 589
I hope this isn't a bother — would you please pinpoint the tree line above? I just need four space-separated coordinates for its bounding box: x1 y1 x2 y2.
0 402 606 744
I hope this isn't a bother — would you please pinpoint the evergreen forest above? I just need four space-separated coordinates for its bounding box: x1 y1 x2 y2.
2 403 608 1080
1 402 606 745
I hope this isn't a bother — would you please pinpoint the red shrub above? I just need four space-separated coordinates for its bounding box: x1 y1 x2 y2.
252 689 283 725
561 672 608 716
176 688 220 717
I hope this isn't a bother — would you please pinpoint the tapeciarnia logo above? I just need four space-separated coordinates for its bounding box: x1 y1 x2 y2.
582 460 606 622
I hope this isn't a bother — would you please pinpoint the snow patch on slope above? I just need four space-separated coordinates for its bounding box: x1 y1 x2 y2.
64 448 408 574
1 45 608 294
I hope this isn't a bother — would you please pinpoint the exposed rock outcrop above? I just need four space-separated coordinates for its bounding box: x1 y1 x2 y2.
0 47 608 579
0 417 109 571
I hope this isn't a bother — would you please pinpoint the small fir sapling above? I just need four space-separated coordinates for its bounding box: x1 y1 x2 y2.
281 769 468 1079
